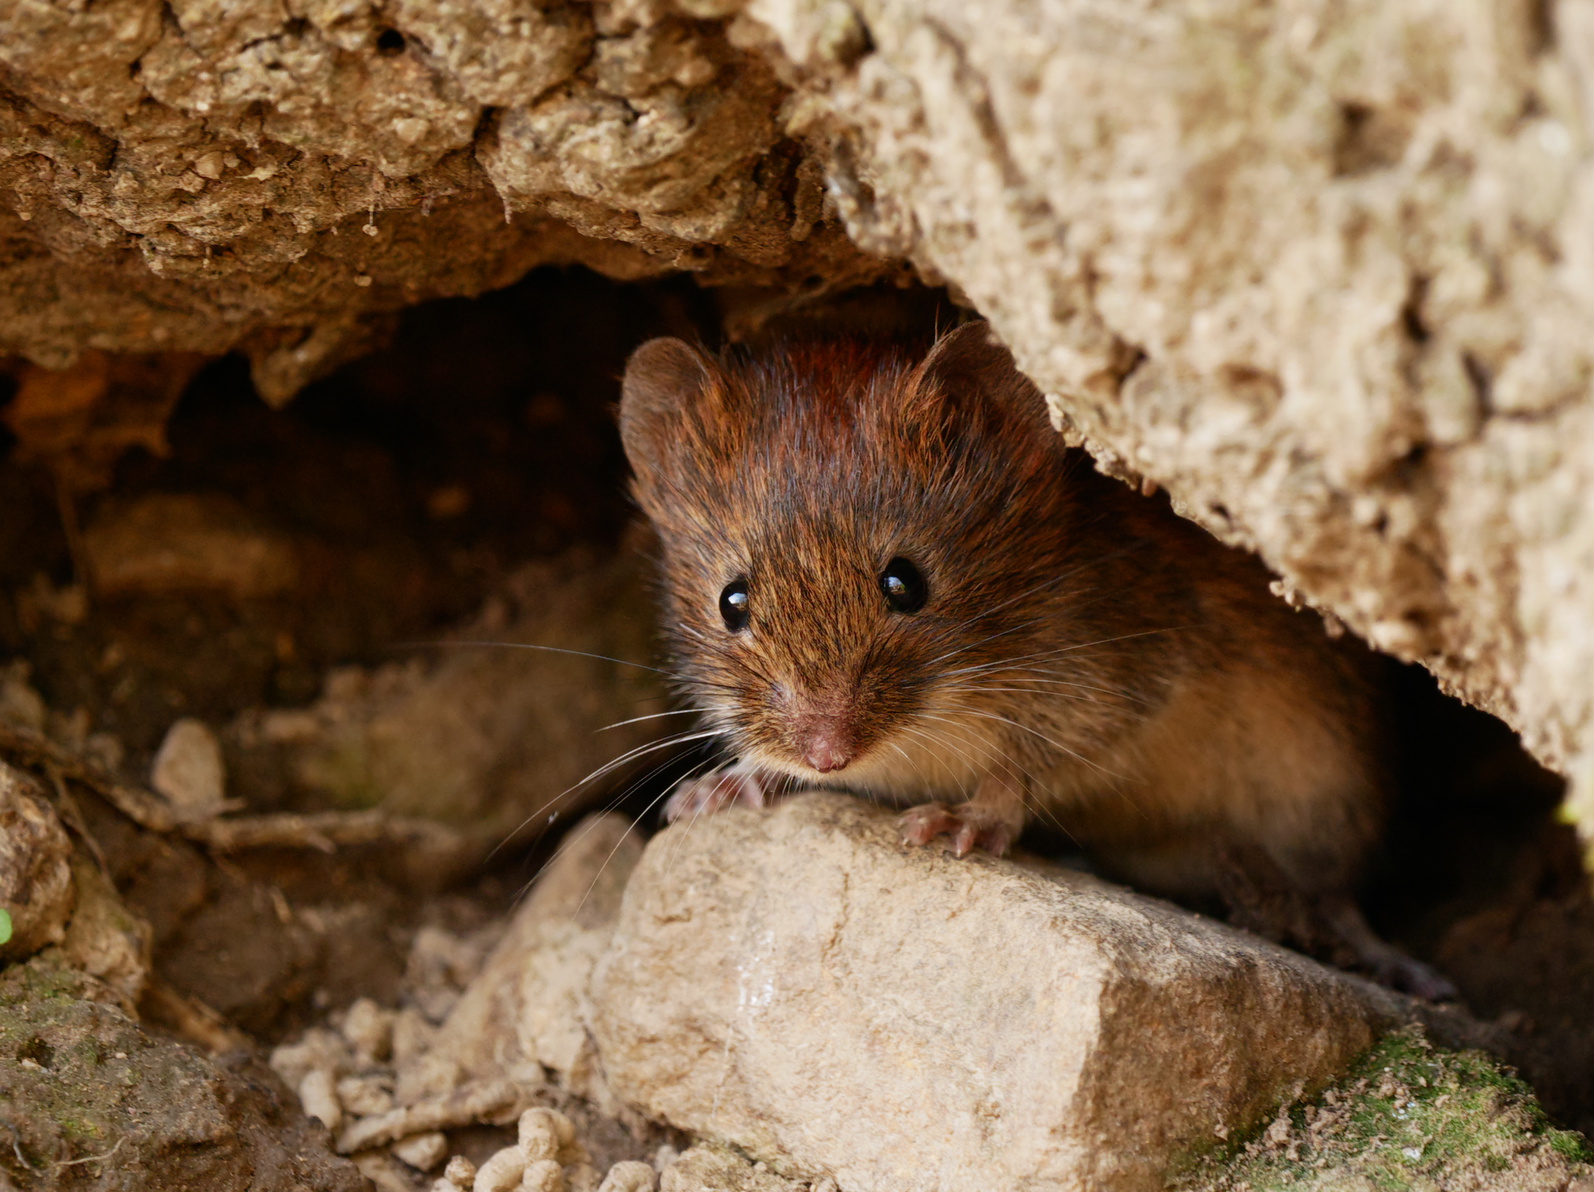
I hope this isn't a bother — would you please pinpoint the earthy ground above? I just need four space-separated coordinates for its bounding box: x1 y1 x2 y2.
0 271 1590 1187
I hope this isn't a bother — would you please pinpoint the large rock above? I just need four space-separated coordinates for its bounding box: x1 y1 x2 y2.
0 0 880 400
589 794 1415 1192
744 0 1594 838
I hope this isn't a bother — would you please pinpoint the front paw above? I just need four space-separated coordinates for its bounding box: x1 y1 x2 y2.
898 801 1019 858
663 765 770 824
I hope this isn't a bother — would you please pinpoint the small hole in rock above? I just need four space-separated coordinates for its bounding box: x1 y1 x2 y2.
19 1036 54 1069
375 27 406 54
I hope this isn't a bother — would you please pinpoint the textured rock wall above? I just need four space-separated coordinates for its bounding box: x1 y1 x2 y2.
3 0 1592 830
747 0 1594 829
0 0 882 402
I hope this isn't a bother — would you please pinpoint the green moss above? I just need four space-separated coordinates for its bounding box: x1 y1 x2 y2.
1178 1027 1592 1192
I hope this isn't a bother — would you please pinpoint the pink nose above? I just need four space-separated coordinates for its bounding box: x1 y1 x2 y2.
802 724 855 773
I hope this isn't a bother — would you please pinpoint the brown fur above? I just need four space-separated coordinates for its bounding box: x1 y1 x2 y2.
620 323 1449 995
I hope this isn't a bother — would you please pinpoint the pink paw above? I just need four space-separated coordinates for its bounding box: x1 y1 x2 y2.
663 766 769 824
898 802 1018 858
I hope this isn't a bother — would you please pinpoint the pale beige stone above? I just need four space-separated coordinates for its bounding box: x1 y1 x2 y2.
591 794 1415 1192
150 718 227 822
392 1130 450 1172
403 813 645 1103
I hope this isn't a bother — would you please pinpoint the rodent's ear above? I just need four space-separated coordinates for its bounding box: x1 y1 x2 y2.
918 321 1050 434
619 337 713 484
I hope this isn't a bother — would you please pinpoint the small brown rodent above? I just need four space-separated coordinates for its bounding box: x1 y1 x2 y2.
619 322 1453 999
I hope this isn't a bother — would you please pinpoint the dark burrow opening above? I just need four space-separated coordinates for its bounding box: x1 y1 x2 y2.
0 267 1589 1134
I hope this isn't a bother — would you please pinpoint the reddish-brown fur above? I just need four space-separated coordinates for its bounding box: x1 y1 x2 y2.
620 322 1451 997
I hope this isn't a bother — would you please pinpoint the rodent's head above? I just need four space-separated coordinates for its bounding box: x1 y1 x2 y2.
619 323 1081 793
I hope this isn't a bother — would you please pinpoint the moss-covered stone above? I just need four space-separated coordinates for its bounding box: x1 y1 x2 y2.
1179 1028 1593 1192
0 956 364 1191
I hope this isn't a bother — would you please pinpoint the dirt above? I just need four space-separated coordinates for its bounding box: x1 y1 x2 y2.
0 269 1590 1182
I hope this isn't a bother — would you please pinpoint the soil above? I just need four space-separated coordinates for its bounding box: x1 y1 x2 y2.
0 269 1590 1177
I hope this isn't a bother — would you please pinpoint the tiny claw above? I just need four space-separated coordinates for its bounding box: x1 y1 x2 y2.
899 803 956 847
899 801 1017 857
663 766 768 824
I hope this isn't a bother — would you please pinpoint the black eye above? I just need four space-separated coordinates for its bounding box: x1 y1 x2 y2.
880 557 928 613
719 578 750 632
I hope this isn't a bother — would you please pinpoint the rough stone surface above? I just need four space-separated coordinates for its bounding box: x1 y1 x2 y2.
590 794 1416 1192
0 958 366 1192
228 548 670 842
0 760 74 962
0 0 882 401
398 812 644 1108
742 0 1594 835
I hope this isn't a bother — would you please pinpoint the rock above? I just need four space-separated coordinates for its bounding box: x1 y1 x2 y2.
590 794 1416 1192
398 813 645 1106
298 1067 343 1133
392 1130 449 1172
150 717 227 822
599 1160 659 1192
228 549 671 842
83 492 301 600
58 854 154 1012
0 958 367 1192
748 0 1594 835
0 761 74 961
1175 1028 1593 1191
0 0 878 400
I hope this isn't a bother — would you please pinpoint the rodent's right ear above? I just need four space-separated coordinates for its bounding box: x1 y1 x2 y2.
619 337 713 486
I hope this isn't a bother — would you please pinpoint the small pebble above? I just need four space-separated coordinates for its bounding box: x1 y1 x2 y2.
270 1027 351 1088
518 1108 565 1160
342 997 395 1062
445 1156 478 1185
651 1146 679 1174
521 1158 564 1192
393 1131 449 1172
150 718 226 821
297 1068 342 1133
474 1145 526 1192
598 1160 657 1192
337 1073 395 1116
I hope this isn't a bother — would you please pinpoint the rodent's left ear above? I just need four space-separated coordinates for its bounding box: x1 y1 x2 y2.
620 337 713 485
918 321 1050 434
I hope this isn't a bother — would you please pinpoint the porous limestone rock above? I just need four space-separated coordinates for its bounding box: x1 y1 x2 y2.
589 793 1416 1192
742 0 1594 840
0 0 880 401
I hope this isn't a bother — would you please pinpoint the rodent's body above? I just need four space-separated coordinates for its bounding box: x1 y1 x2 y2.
620 323 1449 996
